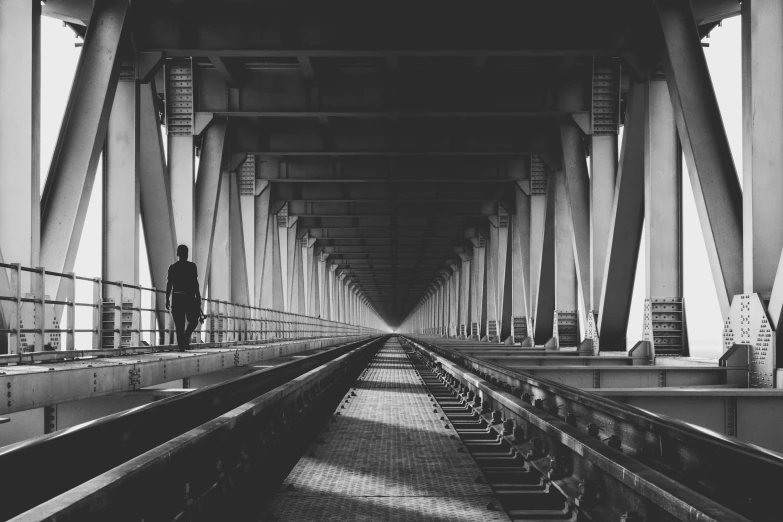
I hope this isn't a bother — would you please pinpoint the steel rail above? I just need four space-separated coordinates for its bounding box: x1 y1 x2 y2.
404 336 781 522
11 333 384 522
0 335 387 521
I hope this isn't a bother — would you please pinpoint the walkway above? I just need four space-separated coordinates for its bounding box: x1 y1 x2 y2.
263 337 510 521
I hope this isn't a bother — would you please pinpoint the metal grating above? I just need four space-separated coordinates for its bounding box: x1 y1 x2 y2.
512 315 527 343
553 310 579 348
592 57 620 136
643 298 684 356
531 155 547 196
487 319 498 339
165 59 194 136
277 203 289 227
239 156 256 196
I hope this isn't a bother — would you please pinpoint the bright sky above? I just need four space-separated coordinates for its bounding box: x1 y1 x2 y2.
39 16 742 356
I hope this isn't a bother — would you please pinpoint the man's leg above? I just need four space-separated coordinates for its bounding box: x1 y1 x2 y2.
183 299 200 349
171 304 187 351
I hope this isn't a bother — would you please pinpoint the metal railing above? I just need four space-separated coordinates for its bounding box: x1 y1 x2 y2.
0 262 378 359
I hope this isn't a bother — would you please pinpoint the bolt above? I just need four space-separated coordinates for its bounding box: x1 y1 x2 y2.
607 434 623 452
566 413 577 427
491 410 503 425
587 422 600 438
444 424 450 429
513 425 525 442
457 447 464 453
474 475 484 484
503 419 514 436
522 392 532 404
486 501 496 511
534 398 544 409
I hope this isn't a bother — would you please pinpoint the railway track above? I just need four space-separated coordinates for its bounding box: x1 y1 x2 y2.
403 336 782 522
1 335 387 521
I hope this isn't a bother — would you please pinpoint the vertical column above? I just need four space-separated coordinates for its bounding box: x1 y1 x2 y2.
0 0 40 294
166 59 196 251
511 184 531 344
239 159 256 305
103 63 140 346
589 58 621 351
643 76 684 356
209 170 231 301
229 172 250 305
254 182 271 307
531 160 556 343
486 209 509 342
449 264 459 337
471 237 486 340
553 169 579 348
459 253 471 338
743 0 783 298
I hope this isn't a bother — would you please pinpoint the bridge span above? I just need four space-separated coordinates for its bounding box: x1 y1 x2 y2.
1 0 782 520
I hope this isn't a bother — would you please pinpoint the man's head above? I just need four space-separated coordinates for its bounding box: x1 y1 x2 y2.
176 244 189 260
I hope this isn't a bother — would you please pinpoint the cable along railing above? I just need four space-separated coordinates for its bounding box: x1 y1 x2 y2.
0 262 376 364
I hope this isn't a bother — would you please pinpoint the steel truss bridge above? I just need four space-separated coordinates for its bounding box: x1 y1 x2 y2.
1 0 783 521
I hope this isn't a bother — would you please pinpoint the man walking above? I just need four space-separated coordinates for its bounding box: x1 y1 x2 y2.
166 245 201 351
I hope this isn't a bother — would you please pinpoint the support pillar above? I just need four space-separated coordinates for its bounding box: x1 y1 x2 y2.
531 160 556 343
229 172 250 306
0 0 40 274
209 170 231 302
643 77 685 356
470 238 486 340
254 182 271 307
486 209 509 342
743 0 783 299
511 184 531 344
193 119 227 295
102 66 139 347
459 253 471 338
657 0 743 317
40 0 128 306
166 59 195 251
598 82 646 351
552 169 579 348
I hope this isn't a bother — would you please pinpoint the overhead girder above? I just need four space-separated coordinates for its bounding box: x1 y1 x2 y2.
285 201 501 217
130 1 630 56
258 156 528 182
228 117 553 156
297 216 489 228
272 181 514 202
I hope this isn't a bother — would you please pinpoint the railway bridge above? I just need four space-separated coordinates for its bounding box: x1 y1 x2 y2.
1 1 782 520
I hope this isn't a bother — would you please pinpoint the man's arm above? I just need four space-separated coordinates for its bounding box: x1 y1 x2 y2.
192 263 201 300
165 265 173 309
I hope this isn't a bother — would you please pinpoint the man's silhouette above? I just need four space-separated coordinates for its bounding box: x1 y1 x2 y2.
166 245 201 352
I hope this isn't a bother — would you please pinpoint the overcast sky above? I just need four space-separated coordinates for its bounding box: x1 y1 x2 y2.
39 16 742 356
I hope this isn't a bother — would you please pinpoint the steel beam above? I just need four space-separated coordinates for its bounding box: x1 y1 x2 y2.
40 0 128 301
598 83 645 351
658 0 743 317
229 173 250 305
103 69 139 337
645 77 682 300
253 183 271 307
138 82 178 328
194 119 227 295
532 171 556 344
511 185 531 341
559 122 591 319
0 0 40 281
741 0 783 298
209 170 231 301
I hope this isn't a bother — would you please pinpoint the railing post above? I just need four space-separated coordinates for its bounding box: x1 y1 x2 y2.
92 278 102 350
149 288 157 347
33 267 46 352
9 264 22 354
66 272 76 351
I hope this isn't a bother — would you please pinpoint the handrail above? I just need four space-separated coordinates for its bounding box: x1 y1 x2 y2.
0 262 382 356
